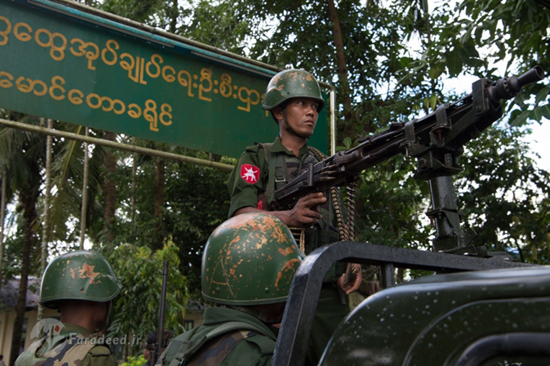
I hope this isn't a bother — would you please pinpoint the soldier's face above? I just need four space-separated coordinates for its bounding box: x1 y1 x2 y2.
275 98 319 138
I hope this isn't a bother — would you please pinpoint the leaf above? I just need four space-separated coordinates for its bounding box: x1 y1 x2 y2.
446 48 463 77
343 137 352 149
540 104 550 120
535 85 550 106
428 65 443 79
509 110 529 127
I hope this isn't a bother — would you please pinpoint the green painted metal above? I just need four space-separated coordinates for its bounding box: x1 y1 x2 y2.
40 250 122 308
320 265 550 366
0 0 328 157
201 212 304 306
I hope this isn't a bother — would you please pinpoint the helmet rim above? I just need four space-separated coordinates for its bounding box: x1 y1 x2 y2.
262 69 325 112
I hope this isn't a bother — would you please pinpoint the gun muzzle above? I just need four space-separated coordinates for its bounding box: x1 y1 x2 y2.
488 65 546 104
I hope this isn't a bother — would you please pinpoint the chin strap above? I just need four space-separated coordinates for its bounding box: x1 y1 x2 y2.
281 107 311 140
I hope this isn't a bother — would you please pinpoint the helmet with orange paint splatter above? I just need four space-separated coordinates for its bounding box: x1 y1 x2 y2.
201 212 304 306
40 250 122 309
262 69 325 112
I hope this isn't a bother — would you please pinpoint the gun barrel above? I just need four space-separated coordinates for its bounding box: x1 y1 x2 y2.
518 65 546 87
488 65 546 104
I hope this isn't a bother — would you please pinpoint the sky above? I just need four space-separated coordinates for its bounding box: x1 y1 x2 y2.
442 73 550 172
525 121 550 171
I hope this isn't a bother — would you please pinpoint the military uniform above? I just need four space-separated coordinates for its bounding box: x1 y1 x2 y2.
15 323 117 366
227 136 342 248
227 136 349 366
158 307 277 366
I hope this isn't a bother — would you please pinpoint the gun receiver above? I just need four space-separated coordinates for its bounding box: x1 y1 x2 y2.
269 66 546 253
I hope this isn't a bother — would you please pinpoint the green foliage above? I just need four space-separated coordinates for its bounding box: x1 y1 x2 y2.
88 0 549 265
100 143 230 293
456 125 550 263
2 0 548 324
120 355 147 366
355 157 431 250
108 240 189 355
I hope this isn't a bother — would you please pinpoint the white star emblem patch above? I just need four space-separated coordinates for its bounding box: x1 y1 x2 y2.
240 164 260 184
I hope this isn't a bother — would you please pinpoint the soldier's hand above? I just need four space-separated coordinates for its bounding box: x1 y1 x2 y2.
233 192 326 228
338 263 362 294
285 192 326 227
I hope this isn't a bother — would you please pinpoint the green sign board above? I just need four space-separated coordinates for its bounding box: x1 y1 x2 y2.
0 0 328 158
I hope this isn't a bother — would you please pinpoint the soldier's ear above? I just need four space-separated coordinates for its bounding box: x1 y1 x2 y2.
272 106 284 121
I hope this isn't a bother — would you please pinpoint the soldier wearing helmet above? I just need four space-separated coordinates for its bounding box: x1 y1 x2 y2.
15 251 121 366
157 212 303 366
226 69 362 365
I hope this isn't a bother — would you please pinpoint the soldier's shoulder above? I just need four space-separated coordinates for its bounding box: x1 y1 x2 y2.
88 344 112 357
236 143 268 167
82 345 117 366
242 332 276 355
244 143 266 154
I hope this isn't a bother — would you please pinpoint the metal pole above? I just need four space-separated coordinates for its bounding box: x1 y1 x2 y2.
0 118 235 171
80 127 89 249
0 170 6 287
152 260 169 365
330 88 337 155
37 118 53 322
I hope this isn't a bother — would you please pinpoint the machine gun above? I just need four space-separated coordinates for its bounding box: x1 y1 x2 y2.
269 66 546 254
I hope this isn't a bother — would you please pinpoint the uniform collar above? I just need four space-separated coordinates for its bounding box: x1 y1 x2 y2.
271 136 309 158
59 323 93 337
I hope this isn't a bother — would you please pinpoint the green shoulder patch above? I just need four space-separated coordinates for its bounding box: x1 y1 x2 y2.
88 345 112 357
244 144 262 153
244 334 276 356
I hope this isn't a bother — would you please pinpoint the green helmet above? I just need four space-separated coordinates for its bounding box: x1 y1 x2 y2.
262 69 325 112
202 212 304 306
40 250 122 309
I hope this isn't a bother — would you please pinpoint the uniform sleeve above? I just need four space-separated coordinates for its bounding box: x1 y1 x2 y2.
81 345 118 366
227 145 268 218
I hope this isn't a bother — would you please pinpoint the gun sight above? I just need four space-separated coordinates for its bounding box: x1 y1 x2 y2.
488 65 546 104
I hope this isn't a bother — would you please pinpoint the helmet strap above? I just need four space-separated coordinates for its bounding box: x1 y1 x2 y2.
282 108 310 140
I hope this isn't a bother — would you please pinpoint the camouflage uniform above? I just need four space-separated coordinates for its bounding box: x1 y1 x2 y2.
15 323 117 366
227 136 349 366
158 307 277 366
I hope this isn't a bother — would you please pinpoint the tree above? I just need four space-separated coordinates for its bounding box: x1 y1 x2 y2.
0 111 45 366
90 0 550 271
107 143 230 293
107 239 189 355
457 127 550 263
169 0 549 262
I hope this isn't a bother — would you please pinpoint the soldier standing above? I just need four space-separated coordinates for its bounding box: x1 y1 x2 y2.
15 251 121 366
157 212 303 366
226 68 362 365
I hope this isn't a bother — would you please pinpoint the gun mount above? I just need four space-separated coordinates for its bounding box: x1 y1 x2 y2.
269 66 546 254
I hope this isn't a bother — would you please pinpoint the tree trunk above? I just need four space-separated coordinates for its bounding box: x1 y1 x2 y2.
103 131 117 242
38 119 53 322
327 0 358 138
131 138 137 224
0 170 7 287
9 188 38 366
154 157 165 250
169 0 178 34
